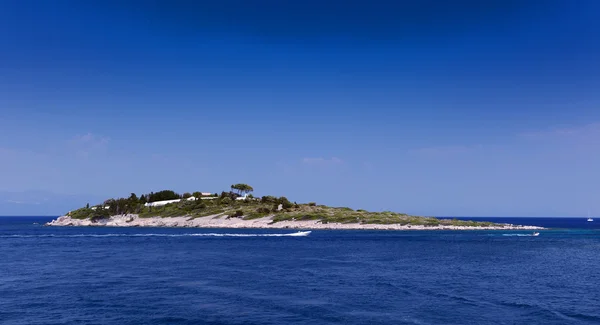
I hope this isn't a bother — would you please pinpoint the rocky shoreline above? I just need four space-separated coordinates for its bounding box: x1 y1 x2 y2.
46 214 545 231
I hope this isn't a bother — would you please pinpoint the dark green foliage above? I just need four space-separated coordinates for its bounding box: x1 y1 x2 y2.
147 190 180 202
256 207 271 214
139 199 208 218
128 193 138 204
231 210 244 218
69 208 93 219
220 191 237 200
243 206 272 219
278 197 293 209
177 199 206 213
308 202 316 206
95 207 110 217
182 192 192 199
115 198 132 215
261 195 278 204
69 206 110 220
230 184 254 196
103 199 116 215
98 195 143 216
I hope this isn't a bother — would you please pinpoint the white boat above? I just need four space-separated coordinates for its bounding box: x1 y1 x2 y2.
532 232 540 236
289 231 312 237
587 218 594 222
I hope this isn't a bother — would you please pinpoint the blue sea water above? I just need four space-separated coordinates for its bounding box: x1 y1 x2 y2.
1 216 600 325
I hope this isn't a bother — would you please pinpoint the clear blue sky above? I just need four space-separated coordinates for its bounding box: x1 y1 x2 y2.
1 0 599 216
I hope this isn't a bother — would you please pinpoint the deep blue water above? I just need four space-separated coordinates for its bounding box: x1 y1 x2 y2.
1 216 600 325
438 216 600 230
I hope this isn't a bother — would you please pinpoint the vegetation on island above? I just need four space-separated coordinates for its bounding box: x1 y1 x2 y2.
66 184 501 227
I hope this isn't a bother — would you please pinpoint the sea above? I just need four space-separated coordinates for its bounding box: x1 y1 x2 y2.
1 216 599 325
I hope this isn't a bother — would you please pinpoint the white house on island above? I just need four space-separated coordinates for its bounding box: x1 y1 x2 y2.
144 197 196 207
91 205 110 210
144 192 218 207
142 191 259 207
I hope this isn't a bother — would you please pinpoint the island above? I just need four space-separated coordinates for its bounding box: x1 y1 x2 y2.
46 184 543 230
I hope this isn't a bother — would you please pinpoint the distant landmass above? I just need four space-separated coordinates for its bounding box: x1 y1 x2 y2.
0 190 104 216
46 184 542 230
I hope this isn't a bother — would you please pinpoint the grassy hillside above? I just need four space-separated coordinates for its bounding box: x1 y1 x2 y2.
66 191 500 227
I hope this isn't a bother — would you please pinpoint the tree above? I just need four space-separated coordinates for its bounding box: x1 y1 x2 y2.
140 195 147 204
147 190 180 202
128 193 139 205
192 191 202 199
85 203 90 209
230 184 254 196
104 198 117 215
220 191 236 201
182 192 192 199
120 198 130 214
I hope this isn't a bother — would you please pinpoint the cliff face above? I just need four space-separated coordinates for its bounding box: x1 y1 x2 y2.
46 214 544 230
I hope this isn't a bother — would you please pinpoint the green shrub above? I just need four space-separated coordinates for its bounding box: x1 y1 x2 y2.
69 208 94 219
256 207 271 214
279 197 293 209
147 190 180 202
261 195 278 204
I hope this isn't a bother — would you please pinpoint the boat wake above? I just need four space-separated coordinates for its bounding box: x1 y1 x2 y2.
0 231 312 238
501 233 538 237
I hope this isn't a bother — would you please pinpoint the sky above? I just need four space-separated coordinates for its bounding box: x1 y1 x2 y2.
1 0 599 217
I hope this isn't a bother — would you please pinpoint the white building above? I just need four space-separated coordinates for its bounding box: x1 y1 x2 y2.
235 194 258 201
144 196 199 207
144 199 182 207
90 205 110 210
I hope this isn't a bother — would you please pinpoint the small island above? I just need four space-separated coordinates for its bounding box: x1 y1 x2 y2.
46 184 543 230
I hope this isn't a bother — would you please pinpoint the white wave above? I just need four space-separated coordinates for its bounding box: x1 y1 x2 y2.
0 231 312 238
502 233 536 237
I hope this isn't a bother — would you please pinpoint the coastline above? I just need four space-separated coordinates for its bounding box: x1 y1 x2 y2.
46 214 545 231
